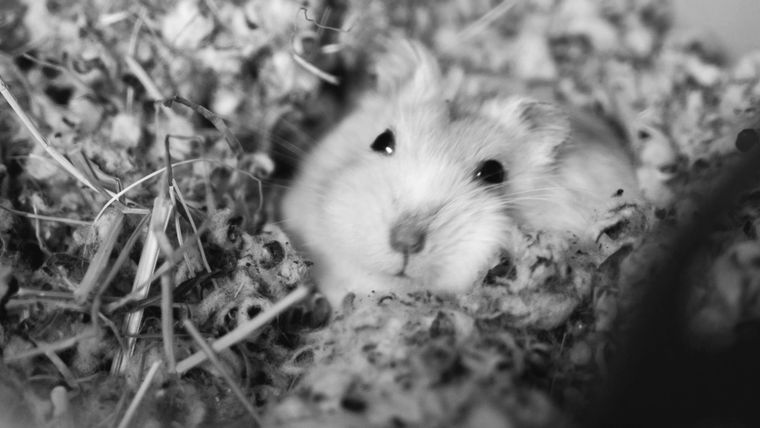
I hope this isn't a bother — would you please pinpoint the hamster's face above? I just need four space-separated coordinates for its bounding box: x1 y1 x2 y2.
282 40 571 304
310 101 523 295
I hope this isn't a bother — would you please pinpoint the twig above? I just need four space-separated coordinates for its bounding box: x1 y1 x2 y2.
4 331 94 363
75 210 125 304
94 158 262 222
0 204 91 226
45 350 78 389
160 273 176 373
291 52 339 85
14 288 78 301
314 7 332 41
163 135 174 195
123 269 223 313
5 300 85 313
160 96 244 156
31 203 49 256
91 213 150 325
69 150 123 196
158 138 177 373
116 361 162 428
183 319 262 426
104 220 210 314
457 1 515 41
172 180 212 273
111 194 173 375
175 286 311 374
171 193 194 274
125 56 163 100
299 6 354 33
98 312 128 364
97 11 131 28
0 76 99 192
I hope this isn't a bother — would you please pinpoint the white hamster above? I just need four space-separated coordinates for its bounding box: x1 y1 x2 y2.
281 41 641 308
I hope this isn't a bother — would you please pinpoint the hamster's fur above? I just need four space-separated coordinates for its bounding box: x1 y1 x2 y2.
281 41 641 307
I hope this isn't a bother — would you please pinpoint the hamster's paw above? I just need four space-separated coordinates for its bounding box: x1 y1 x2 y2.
279 293 332 332
314 262 408 313
315 275 352 312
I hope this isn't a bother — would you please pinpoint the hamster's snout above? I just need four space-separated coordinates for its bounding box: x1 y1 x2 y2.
389 217 427 255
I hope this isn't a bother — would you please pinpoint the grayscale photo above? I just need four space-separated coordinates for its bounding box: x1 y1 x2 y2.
0 1 758 427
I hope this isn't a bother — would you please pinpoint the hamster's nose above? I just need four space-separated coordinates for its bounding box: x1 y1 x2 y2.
390 220 426 255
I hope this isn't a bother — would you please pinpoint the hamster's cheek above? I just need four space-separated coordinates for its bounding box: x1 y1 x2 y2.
417 238 502 294
413 197 512 293
319 173 401 274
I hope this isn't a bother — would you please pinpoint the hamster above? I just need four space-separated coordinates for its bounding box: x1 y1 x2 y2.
281 41 641 308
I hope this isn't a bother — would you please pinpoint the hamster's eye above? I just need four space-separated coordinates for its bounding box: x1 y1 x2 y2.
475 159 505 184
371 129 395 155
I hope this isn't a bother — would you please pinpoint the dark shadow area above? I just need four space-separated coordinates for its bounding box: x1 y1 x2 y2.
585 130 760 427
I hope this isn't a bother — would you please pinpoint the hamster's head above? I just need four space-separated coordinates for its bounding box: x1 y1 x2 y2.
283 41 572 306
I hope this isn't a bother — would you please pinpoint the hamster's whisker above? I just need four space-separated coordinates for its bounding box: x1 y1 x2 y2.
497 196 554 205
498 193 552 202
274 115 317 139
262 181 293 190
497 197 557 205
220 115 313 158
271 217 308 229
500 188 563 197
511 174 617 200
271 145 306 162
505 184 564 195
499 189 560 198
497 196 556 205
506 175 562 186
504 185 565 193
274 138 308 156
507 170 564 182
501 194 557 201
455 186 560 202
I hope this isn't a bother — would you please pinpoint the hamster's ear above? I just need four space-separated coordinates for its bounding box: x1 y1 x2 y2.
481 96 571 167
373 39 442 103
